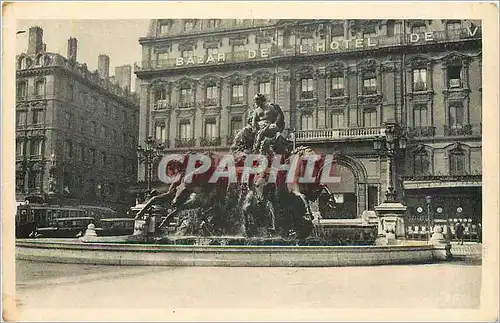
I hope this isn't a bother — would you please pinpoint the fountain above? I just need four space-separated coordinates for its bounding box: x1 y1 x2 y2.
16 95 451 266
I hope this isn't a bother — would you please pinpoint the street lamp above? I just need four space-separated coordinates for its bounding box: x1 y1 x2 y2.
374 123 407 203
137 135 165 197
425 195 432 241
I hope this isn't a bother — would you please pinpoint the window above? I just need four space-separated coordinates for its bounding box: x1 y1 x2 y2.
155 123 166 142
258 81 271 98
64 140 73 158
16 140 24 156
449 150 466 175
231 84 244 104
180 87 192 106
413 105 428 127
331 76 344 96
447 66 462 88
363 109 377 127
179 121 192 139
16 111 27 126
230 117 243 137
28 172 39 190
449 103 464 128
17 82 27 98
412 68 427 91
414 150 430 175
301 78 314 98
35 80 45 96
362 76 377 95
207 47 218 56
184 20 194 31
331 111 344 129
208 19 220 28
363 25 377 38
30 139 42 156
32 109 43 125
101 152 107 165
301 114 314 130
411 25 426 34
181 50 194 58
232 44 245 52
258 42 272 50
331 25 344 41
157 52 169 61
206 85 218 104
159 23 170 34
446 22 462 32
154 88 167 103
205 119 217 138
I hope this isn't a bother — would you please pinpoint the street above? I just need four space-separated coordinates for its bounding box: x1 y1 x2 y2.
12 255 482 321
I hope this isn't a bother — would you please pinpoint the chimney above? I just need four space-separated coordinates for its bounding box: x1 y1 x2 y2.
67 37 78 61
98 54 110 79
114 65 132 90
27 26 43 55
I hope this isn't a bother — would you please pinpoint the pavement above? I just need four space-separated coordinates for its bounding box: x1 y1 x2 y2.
11 254 484 322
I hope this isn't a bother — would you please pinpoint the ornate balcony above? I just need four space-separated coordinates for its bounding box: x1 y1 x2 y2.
407 126 435 138
199 136 222 147
175 138 196 148
295 126 386 143
443 124 477 136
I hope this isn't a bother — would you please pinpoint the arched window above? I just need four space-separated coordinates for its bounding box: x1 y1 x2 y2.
414 149 430 176
449 149 466 175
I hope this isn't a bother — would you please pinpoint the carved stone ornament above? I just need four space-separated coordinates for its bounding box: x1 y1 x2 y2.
359 94 382 105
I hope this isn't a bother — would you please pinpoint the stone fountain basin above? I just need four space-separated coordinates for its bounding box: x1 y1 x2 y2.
15 238 446 267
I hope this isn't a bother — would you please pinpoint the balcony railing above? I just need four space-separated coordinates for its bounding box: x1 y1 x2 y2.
135 28 481 72
443 124 481 136
295 126 386 142
199 136 222 147
175 138 196 148
407 126 435 137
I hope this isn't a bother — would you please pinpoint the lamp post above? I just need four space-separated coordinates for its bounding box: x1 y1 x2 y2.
137 135 165 198
425 195 432 241
374 123 407 202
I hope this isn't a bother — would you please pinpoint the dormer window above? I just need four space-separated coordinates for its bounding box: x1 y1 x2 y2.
159 23 170 35
363 25 377 38
181 50 194 58
184 20 194 31
208 19 220 28
411 24 426 34
207 47 218 56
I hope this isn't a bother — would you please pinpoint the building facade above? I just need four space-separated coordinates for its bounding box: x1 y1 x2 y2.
134 19 482 230
16 27 140 211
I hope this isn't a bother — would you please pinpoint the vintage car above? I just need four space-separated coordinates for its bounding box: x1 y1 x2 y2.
35 217 95 238
95 218 136 236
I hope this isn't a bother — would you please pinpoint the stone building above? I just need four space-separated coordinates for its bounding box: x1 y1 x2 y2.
15 26 140 211
134 19 482 230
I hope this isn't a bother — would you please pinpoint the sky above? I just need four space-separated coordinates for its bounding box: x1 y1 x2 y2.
16 20 151 92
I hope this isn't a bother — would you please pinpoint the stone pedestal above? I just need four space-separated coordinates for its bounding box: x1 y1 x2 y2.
374 201 407 245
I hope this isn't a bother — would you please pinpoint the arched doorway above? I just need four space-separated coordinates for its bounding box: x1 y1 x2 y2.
323 163 358 219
